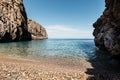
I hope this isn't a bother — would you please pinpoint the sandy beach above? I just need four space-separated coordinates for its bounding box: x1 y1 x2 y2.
0 55 92 80
0 55 120 80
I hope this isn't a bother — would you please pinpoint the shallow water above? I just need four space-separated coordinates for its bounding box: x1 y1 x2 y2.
0 39 97 60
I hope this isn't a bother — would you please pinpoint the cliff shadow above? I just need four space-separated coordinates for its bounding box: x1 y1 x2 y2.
86 50 120 80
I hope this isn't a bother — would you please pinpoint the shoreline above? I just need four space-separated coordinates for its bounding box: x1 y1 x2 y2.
0 55 91 80
0 54 120 80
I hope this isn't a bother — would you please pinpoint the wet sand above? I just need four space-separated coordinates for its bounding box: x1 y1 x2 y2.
0 55 92 80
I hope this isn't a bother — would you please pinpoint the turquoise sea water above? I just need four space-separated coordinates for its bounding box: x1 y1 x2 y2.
0 39 97 60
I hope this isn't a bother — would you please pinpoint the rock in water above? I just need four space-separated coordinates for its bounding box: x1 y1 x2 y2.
0 0 31 42
28 19 48 40
93 0 120 55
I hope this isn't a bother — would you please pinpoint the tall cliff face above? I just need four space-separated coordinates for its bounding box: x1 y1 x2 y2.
93 0 120 55
0 0 48 42
0 0 31 42
28 19 48 40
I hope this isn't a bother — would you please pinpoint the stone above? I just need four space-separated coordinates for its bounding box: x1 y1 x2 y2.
93 0 120 55
28 19 48 40
0 0 31 42
0 0 48 42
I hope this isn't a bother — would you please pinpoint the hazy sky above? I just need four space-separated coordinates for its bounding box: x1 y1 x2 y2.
23 0 105 39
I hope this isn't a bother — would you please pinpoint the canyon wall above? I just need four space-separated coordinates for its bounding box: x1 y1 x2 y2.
93 0 120 55
0 0 47 42
0 0 31 42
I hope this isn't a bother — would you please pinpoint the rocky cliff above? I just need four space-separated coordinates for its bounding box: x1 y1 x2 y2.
93 0 120 55
0 0 31 42
28 19 48 40
0 0 47 42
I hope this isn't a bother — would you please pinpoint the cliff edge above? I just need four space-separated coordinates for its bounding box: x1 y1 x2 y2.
0 0 47 42
0 0 31 42
28 19 48 40
93 0 120 55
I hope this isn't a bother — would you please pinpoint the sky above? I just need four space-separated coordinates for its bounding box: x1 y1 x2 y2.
23 0 105 39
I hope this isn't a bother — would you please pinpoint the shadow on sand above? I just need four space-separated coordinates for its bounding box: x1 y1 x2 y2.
86 50 120 80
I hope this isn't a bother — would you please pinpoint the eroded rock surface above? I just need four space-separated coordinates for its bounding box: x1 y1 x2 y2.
0 0 48 42
93 0 120 55
0 0 31 42
28 19 48 40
